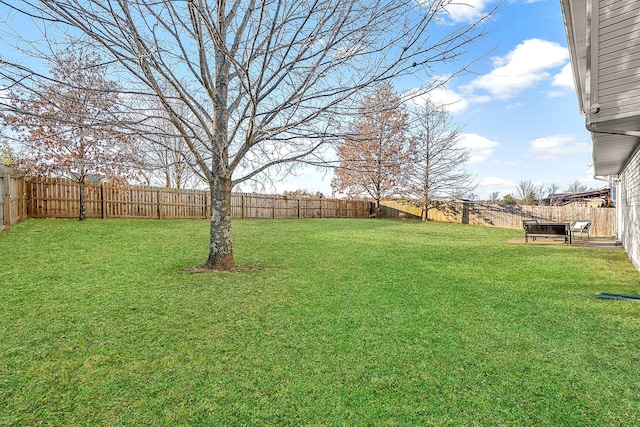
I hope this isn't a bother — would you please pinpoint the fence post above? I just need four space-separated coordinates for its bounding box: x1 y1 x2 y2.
2 172 11 231
20 176 26 221
26 178 33 219
157 190 163 219
100 184 107 219
241 193 245 219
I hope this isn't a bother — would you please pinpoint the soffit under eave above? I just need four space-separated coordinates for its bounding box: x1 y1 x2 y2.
592 133 640 176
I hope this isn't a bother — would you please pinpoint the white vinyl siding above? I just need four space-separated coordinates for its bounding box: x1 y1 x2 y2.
597 0 640 122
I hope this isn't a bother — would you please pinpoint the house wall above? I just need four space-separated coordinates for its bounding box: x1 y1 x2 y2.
619 146 640 269
595 0 640 124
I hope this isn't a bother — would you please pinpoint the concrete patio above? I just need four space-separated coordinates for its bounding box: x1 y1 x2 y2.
508 236 624 249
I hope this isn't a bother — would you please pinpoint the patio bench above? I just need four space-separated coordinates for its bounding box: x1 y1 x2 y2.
523 220 571 244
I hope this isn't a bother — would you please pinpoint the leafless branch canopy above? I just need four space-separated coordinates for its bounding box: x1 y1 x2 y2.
404 98 477 210
0 0 492 186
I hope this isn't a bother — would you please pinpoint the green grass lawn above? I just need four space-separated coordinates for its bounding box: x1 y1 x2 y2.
1 218 640 426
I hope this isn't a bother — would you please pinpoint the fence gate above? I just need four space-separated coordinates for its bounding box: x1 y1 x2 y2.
0 167 27 232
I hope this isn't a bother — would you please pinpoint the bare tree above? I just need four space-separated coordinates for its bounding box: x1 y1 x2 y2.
130 96 204 189
544 182 560 205
489 191 500 203
0 0 492 270
565 180 589 194
332 83 411 215
134 136 202 189
405 99 476 221
1 50 135 220
514 179 544 205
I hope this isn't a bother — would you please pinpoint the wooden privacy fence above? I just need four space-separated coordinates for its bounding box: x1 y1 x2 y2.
1 175 618 238
24 177 372 221
233 193 369 219
380 200 616 237
0 167 27 232
378 201 423 220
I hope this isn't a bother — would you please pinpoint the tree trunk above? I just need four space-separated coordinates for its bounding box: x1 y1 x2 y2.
204 175 234 270
78 178 86 221
422 161 430 222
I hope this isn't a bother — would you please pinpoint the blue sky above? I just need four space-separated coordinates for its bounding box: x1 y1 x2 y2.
271 0 599 199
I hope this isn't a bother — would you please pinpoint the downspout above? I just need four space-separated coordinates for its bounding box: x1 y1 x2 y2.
593 174 620 240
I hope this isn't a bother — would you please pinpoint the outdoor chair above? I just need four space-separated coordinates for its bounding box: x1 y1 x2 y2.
570 220 591 240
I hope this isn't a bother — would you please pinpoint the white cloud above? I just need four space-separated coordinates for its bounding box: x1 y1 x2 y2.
477 176 517 199
411 86 469 114
458 133 500 163
552 63 575 89
442 0 494 23
581 168 602 189
463 39 569 100
580 167 612 190
547 90 568 99
479 176 516 188
493 159 522 167
527 135 591 160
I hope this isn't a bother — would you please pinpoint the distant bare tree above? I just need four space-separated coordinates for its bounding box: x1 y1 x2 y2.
489 191 501 203
544 183 560 205
565 180 589 194
515 180 543 205
131 96 204 189
1 0 493 270
405 99 476 221
134 136 202 189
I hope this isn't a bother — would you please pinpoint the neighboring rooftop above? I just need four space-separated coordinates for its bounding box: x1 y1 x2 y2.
539 187 611 206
